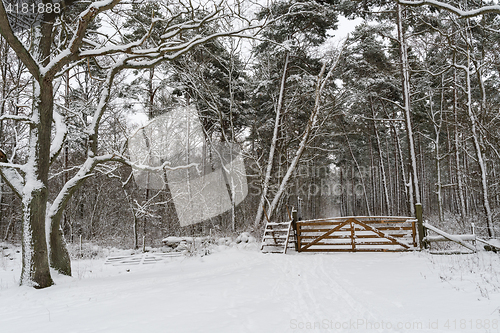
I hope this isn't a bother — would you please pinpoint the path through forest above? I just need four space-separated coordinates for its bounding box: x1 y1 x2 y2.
1 245 499 332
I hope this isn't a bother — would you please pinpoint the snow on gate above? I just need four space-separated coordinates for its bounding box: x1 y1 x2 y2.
295 216 418 252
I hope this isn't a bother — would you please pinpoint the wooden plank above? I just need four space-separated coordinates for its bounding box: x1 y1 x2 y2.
350 219 356 251
476 237 500 251
429 250 476 255
355 219 410 249
296 223 302 250
297 235 352 240
297 222 345 227
300 216 415 221
305 242 353 247
297 234 410 240
298 220 411 226
299 226 413 233
301 241 400 247
411 220 417 247
424 235 476 242
283 222 292 254
298 227 350 233
423 223 476 252
297 248 412 252
354 242 403 246
369 226 413 231
299 221 349 251
266 222 292 226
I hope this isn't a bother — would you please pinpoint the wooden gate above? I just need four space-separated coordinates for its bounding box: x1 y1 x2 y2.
296 216 417 252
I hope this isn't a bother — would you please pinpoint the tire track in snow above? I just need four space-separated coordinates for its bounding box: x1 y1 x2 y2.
270 254 387 333
314 256 384 329
269 254 330 326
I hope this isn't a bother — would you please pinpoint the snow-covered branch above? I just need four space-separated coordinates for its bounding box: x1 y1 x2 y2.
77 12 157 58
0 161 24 170
49 111 68 165
0 151 24 198
376 96 405 111
0 114 33 123
86 62 124 156
0 1 39 77
265 43 346 221
107 154 200 173
43 0 122 78
398 0 500 18
47 152 199 221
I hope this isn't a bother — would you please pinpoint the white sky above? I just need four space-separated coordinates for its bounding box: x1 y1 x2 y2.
125 12 363 128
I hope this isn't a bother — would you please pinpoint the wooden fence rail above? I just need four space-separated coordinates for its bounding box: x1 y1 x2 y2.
296 216 417 252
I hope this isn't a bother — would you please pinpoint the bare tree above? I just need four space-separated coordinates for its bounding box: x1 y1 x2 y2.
263 47 345 223
0 0 263 288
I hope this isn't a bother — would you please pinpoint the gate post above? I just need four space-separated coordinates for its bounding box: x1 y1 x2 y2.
415 203 427 249
292 209 299 252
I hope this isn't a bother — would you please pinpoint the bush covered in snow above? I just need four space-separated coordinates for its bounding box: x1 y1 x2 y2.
235 232 256 244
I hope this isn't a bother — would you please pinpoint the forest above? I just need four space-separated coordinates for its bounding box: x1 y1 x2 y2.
1 0 500 288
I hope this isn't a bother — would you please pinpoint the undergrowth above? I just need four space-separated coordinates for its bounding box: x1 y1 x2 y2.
427 251 500 300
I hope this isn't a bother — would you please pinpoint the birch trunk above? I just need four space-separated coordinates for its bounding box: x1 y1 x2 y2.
452 66 467 219
397 4 420 213
470 36 494 236
464 48 494 237
254 53 289 227
266 53 341 220
430 89 444 222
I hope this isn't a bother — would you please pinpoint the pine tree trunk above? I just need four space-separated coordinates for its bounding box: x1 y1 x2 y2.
343 125 371 215
370 98 390 215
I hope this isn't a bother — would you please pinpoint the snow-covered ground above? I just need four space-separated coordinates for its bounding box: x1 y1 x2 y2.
1 243 500 333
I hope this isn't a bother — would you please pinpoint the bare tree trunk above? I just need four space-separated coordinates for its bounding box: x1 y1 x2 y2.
120 173 139 249
266 52 342 220
370 98 390 215
429 89 444 222
254 53 289 227
391 128 401 214
452 67 467 220
397 4 420 214
343 124 371 215
369 137 377 214
385 130 394 213
464 47 494 236
20 78 54 288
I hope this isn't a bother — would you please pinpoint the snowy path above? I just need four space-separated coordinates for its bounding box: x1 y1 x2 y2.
1 248 499 333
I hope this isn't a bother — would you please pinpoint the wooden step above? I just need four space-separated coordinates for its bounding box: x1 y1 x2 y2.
261 220 295 254
264 229 289 233
263 235 288 240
